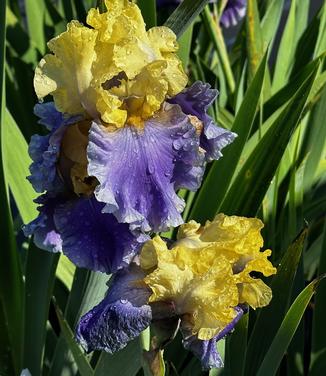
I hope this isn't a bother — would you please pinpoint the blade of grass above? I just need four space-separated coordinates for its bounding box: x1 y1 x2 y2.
272 0 297 92
3 109 37 223
286 259 305 376
25 0 46 53
177 23 194 69
164 0 211 38
220 62 319 216
54 300 94 376
245 229 307 374
261 0 285 48
6 5 38 65
77 271 109 319
94 339 142 376
225 313 249 376
0 301 15 375
73 0 87 21
202 6 235 92
0 2 23 373
56 255 76 291
263 56 325 123
256 275 326 376
310 222 326 373
57 0 74 21
189 52 267 223
314 3 326 57
303 87 326 193
23 244 59 375
49 268 90 376
137 0 156 28
291 4 325 75
246 0 264 80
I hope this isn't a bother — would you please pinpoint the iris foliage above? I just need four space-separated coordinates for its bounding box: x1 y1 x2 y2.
1 0 326 375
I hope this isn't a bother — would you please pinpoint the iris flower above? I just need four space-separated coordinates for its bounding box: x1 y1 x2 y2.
157 0 247 28
26 0 236 246
76 214 276 369
220 0 247 28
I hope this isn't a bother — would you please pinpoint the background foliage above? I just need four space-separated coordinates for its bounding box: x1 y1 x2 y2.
1 0 326 375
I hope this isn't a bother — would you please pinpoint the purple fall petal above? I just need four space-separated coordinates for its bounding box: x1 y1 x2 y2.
170 81 237 162
220 0 247 28
28 103 79 193
23 195 62 253
76 265 152 353
53 196 148 273
182 306 245 370
87 103 204 232
27 129 65 193
183 334 224 369
34 102 75 131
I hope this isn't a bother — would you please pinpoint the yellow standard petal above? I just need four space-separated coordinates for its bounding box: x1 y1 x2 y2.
35 0 188 129
34 21 98 117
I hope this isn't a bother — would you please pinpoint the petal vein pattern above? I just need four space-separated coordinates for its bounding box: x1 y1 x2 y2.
76 265 152 353
87 104 205 232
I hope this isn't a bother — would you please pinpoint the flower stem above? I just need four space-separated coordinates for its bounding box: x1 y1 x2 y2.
202 6 235 93
140 328 153 376
140 327 150 352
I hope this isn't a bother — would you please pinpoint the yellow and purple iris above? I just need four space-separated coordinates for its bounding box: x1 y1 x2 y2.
24 0 236 272
76 214 276 369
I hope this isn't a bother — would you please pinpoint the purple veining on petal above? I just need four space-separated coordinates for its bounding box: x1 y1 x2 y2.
170 81 237 162
183 334 224 369
220 0 247 28
24 193 147 272
27 128 65 193
53 196 148 273
27 103 81 193
182 305 245 370
76 264 152 354
87 103 205 232
23 194 62 253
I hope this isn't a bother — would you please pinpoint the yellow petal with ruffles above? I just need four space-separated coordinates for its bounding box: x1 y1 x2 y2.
34 21 98 117
140 235 169 271
238 278 273 308
95 88 127 127
141 214 276 341
34 0 187 128
143 250 239 341
147 26 179 53
200 214 265 255
127 61 169 122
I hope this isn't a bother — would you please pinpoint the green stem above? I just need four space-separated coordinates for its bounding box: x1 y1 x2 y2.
140 327 151 352
202 6 235 93
140 328 153 376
